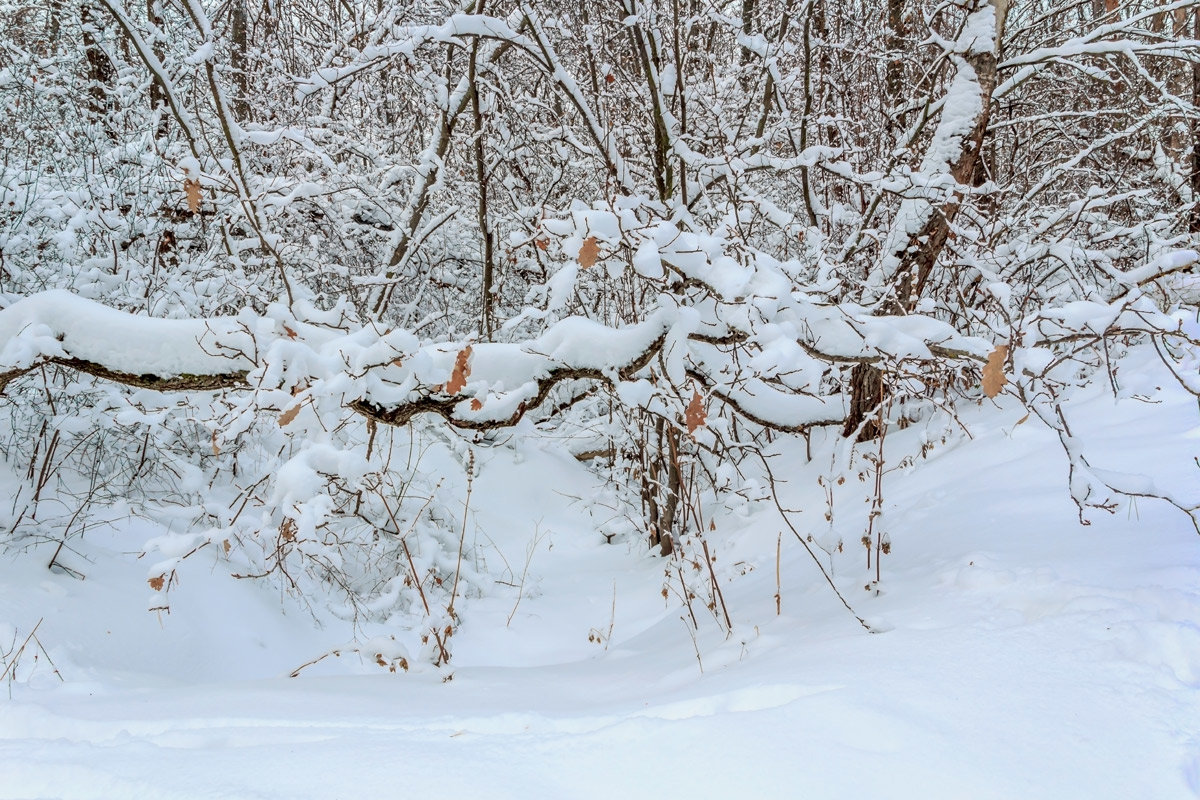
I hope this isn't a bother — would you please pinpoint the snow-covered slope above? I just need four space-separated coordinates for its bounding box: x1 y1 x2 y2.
2 374 1198 799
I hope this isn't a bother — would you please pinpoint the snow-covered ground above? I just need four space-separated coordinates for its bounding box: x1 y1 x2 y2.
2 374 1199 799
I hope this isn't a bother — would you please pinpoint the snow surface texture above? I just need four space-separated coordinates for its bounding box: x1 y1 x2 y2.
2 375 1200 799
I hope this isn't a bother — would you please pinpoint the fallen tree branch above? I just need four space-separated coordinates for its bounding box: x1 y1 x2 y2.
0 357 248 395
350 332 666 430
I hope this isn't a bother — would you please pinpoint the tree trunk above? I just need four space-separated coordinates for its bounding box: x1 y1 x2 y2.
843 362 886 440
1192 9 1200 233
48 0 62 47
885 0 907 138
81 3 115 129
845 0 907 442
230 0 250 122
845 0 1001 442
147 0 169 137
469 6 495 340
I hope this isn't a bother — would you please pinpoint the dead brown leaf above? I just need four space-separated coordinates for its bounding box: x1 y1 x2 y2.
578 236 600 269
184 178 201 214
470 398 483 411
982 344 1009 399
278 404 301 427
148 574 165 592
685 390 706 437
445 345 473 395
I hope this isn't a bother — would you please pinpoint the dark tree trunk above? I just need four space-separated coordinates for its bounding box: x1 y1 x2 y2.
469 6 496 340
843 362 885 440
147 0 169 137
1192 10 1200 233
885 0 907 135
230 0 250 122
81 3 116 133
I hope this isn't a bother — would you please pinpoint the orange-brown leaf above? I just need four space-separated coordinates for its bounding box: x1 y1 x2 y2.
578 236 600 269
982 345 1009 399
445 345 473 395
278 404 301 427
685 390 706 437
534 238 548 251
184 178 201 213
148 574 165 592
470 398 483 411
282 324 298 340
211 429 220 456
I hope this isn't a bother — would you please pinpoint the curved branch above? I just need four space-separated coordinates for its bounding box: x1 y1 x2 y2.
686 367 845 433
350 332 666 430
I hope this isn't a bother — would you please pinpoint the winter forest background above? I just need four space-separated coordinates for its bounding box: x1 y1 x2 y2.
2 1 1200 796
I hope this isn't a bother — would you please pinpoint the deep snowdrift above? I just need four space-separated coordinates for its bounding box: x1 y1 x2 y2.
2 374 1198 799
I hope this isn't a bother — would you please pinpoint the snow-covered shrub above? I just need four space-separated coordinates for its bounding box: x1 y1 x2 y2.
1 0 1198 664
